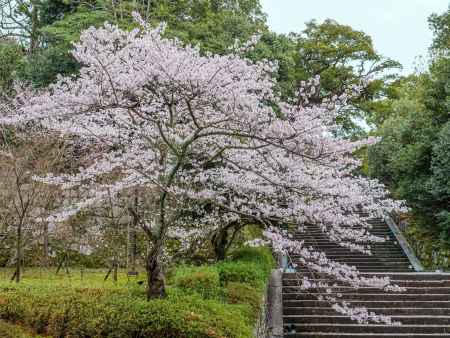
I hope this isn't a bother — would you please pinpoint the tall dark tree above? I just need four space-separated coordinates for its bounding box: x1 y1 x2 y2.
368 7 450 268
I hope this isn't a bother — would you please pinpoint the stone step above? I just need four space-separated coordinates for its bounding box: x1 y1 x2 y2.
282 293 450 301
294 255 410 264
283 279 450 287
296 254 408 259
294 234 392 239
291 254 408 260
289 266 412 272
283 315 450 325
290 267 413 272
282 323 450 334
283 307 450 316
282 273 450 280
282 286 450 294
290 261 411 267
299 239 391 243
293 230 393 235
298 243 393 247
289 264 412 270
299 228 389 233
284 332 450 337
300 232 392 235
290 253 407 257
303 243 402 247
291 259 409 265
295 240 392 244
283 300 450 308
293 248 406 253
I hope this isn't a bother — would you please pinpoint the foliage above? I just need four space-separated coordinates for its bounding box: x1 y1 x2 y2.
172 246 273 298
430 122 450 202
0 320 47 338
16 45 79 88
0 287 252 338
229 246 275 276
404 219 450 270
172 266 223 299
39 0 81 26
429 6 450 55
368 74 449 244
147 0 267 54
17 8 114 87
225 282 262 319
0 41 22 93
283 19 400 137
367 7 450 262
217 261 268 288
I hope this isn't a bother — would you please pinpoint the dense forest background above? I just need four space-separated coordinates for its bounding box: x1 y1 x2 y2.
0 0 449 269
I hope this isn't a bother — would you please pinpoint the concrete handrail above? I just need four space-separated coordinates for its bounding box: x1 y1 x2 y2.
264 268 284 338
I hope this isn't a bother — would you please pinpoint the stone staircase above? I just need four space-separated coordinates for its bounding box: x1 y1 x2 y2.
282 215 450 337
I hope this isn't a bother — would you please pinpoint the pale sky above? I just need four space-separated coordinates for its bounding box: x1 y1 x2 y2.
260 0 450 74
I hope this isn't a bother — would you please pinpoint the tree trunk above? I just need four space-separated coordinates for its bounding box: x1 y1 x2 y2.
212 227 229 261
145 241 166 299
113 257 118 282
43 222 49 268
15 222 22 283
128 194 138 273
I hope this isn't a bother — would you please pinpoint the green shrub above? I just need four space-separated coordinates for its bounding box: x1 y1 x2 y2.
0 319 45 338
172 266 223 299
217 261 266 288
230 247 275 276
226 282 262 320
0 286 252 338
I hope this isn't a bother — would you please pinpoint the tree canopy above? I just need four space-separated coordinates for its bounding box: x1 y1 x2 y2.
367 7 450 265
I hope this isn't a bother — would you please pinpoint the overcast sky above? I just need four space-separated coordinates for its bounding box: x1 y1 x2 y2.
260 0 449 74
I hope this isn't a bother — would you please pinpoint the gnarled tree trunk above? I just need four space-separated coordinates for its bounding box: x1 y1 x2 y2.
211 222 242 261
145 240 166 299
212 227 229 261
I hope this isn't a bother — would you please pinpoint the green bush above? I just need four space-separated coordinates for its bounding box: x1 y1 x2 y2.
0 286 252 338
226 282 262 320
230 247 275 276
217 261 266 288
0 319 45 338
0 41 22 93
172 266 223 299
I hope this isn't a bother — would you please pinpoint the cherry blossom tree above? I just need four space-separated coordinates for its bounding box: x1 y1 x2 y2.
0 14 405 322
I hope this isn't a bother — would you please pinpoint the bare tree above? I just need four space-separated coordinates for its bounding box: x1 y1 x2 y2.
0 0 42 53
0 132 65 281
